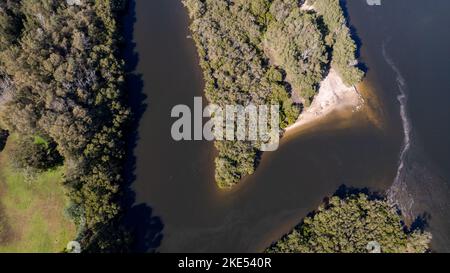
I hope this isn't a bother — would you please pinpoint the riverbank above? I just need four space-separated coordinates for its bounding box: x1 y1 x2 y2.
131 0 405 252
285 69 365 133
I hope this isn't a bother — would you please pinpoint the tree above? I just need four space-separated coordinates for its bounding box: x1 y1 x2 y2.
267 193 431 253
265 6 328 103
10 136 63 171
309 0 364 85
332 28 364 85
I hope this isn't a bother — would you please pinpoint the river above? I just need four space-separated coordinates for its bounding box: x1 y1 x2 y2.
125 0 450 252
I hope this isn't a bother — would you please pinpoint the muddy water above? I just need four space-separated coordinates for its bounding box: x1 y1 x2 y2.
127 0 448 252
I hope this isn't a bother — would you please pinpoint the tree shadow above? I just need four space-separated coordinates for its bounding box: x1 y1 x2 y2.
122 204 163 252
333 184 431 234
120 0 164 253
340 0 369 73
0 130 8 152
410 212 431 232
333 184 384 201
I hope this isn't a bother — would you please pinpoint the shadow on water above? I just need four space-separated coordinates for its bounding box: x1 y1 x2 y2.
333 184 384 201
334 185 431 236
333 184 430 232
121 0 163 253
124 0 411 252
410 213 431 232
340 0 368 73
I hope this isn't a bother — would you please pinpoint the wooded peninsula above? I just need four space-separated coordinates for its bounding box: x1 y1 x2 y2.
183 0 364 188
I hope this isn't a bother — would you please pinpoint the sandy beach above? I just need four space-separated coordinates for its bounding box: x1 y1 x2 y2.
264 0 365 134
285 69 365 133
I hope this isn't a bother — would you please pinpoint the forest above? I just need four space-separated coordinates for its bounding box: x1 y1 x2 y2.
183 0 364 188
266 193 431 253
0 0 130 252
0 0 366 252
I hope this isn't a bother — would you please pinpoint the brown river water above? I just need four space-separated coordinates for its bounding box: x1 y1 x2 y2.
124 0 450 252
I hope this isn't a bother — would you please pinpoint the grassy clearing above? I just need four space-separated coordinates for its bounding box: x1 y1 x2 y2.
33 135 49 148
0 138 75 253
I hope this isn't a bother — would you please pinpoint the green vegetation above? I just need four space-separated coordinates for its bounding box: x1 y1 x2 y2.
308 0 364 85
0 0 130 251
10 135 62 171
265 3 328 104
266 193 431 253
0 138 76 253
183 0 364 188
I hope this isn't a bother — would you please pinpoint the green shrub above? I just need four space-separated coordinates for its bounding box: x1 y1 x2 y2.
10 136 63 171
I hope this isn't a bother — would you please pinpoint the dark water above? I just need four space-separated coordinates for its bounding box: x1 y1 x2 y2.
346 0 450 252
127 0 450 252
355 0 450 252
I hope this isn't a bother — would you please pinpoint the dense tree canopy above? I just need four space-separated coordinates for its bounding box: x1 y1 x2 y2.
0 0 129 251
267 194 431 253
184 0 364 188
308 0 364 85
265 7 328 104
